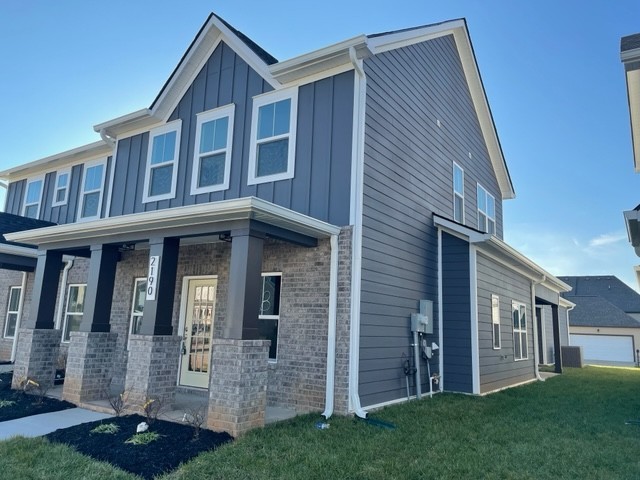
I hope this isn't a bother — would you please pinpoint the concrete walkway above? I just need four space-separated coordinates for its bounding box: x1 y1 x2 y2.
0 408 112 441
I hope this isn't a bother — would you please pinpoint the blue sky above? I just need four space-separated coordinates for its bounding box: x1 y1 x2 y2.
1 1 640 288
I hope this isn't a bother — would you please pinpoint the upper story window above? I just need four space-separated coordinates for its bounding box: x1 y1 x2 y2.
259 273 282 360
143 120 182 203
453 162 464 223
477 184 496 234
52 169 70 207
78 159 107 221
248 88 298 185
22 177 44 219
190 104 235 195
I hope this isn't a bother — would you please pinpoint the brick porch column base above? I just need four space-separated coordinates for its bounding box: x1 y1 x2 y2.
124 335 181 411
11 329 60 390
207 339 270 437
63 331 117 404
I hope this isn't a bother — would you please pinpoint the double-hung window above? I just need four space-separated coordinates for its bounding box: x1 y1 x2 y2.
453 163 464 223
3 286 22 338
190 104 235 195
491 294 501 350
63 284 86 342
78 160 106 221
52 169 70 207
143 120 182 202
23 177 44 219
477 184 496 234
259 273 282 360
248 88 298 184
129 278 146 349
512 302 528 361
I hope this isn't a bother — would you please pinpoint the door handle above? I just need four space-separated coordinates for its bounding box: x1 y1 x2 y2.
181 342 187 355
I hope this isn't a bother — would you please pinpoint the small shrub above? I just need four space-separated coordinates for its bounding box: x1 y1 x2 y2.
105 390 129 417
125 431 161 445
0 400 16 408
90 423 120 434
183 404 207 440
141 396 164 425
17 377 48 404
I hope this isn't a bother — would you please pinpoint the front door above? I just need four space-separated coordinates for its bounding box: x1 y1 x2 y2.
179 278 217 388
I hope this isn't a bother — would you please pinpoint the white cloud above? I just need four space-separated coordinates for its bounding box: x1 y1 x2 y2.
588 232 628 248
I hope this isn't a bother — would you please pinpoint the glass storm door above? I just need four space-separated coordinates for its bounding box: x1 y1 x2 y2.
179 279 216 388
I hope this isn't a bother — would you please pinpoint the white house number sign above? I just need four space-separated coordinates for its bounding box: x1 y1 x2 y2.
147 256 160 300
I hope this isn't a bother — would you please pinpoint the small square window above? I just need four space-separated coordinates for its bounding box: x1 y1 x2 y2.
143 120 182 203
52 170 70 207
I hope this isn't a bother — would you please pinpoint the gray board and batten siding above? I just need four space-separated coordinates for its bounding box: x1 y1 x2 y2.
6 160 112 224
109 41 354 227
476 251 535 393
357 33 503 406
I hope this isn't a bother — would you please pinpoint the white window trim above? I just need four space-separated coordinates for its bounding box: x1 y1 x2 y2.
62 284 86 343
22 175 45 219
128 278 146 350
3 286 22 339
190 104 235 195
453 162 464 224
142 119 182 203
260 272 282 362
248 88 298 185
512 301 528 361
52 168 71 207
477 183 496 234
491 294 501 350
77 158 107 222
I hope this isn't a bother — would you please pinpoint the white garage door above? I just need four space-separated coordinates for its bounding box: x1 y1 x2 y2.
570 334 635 363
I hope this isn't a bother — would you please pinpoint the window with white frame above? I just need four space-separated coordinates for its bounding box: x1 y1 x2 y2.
453 163 464 223
259 273 281 360
190 104 235 195
477 184 496 234
143 120 182 202
3 286 22 338
248 88 298 185
129 278 146 348
78 160 106 221
63 284 86 342
512 302 528 360
52 169 70 207
491 294 501 349
23 177 44 219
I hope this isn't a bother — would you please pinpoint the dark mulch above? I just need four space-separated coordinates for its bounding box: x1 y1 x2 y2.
45 414 233 479
0 372 75 422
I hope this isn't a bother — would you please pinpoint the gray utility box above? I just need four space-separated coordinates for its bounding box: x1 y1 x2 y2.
411 300 433 334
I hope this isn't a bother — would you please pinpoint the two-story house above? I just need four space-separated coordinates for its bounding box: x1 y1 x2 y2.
0 13 570 436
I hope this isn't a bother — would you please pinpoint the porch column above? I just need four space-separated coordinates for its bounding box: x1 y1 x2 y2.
124 237 181 409
12 250 62 389
224 228 264 339
63 244 118 404
551 304 563 374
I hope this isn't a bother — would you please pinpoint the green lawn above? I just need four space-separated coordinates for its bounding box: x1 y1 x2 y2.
2 367 640 479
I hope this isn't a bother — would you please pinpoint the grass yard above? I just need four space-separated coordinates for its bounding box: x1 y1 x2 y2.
1 367 639 479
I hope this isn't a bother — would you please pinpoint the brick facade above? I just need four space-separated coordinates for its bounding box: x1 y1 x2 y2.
11 328 60 388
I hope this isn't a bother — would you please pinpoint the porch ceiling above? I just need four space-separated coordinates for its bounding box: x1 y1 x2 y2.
4 197 342 251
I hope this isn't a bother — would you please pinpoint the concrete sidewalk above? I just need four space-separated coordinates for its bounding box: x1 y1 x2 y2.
0 408 112 441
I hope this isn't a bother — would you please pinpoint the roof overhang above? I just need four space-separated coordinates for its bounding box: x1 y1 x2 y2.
624 208 640 256
623 65 640 171
4 197 341 251
559 297 576 309
434 215 570 293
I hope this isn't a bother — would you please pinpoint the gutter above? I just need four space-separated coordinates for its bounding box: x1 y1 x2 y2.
531 275 545 381
322 234 339 418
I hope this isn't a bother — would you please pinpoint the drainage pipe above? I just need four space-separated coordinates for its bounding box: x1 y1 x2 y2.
413 331 422 399
10 272 28 362
322 233 339 419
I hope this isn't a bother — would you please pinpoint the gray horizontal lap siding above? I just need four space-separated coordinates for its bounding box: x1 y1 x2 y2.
109 41 353 226
441 233 472 393
476 252 535 393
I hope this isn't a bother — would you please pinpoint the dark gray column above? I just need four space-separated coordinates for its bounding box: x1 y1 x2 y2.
551 304 563 374
80 244 119 333
24 250 63 329
139 237 179 336
224 228 264 339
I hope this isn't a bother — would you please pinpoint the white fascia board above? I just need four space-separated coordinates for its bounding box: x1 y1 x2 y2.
621 47 640 63
271 36 370 84
624 68 640 172
366 19 466 54
0 141 113 181
559 297 576 309
93 109 154 138
5 197 340 247
0 243 37 258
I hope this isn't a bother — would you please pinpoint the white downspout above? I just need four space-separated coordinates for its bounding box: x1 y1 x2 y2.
347 45 368 418
99 129 116 148
531 275 545 381
437 228 444 392
322 233 339 419
10 272 28 362
566 304 574 345
54 259 74 330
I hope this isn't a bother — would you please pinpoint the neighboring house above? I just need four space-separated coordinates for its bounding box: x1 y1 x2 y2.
0 13 570 436
560 275 640 365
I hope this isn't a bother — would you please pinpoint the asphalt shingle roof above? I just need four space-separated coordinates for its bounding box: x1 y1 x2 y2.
622 33 640 53
0 212 54 248
566 295 640 328
559 275 640 314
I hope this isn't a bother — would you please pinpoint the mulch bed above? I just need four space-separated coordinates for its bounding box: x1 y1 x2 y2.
45 414 233 479
0 372 75 422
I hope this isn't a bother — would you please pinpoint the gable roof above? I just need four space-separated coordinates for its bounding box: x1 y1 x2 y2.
567 295 640 328
0 212 55 249
559 275 640 313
